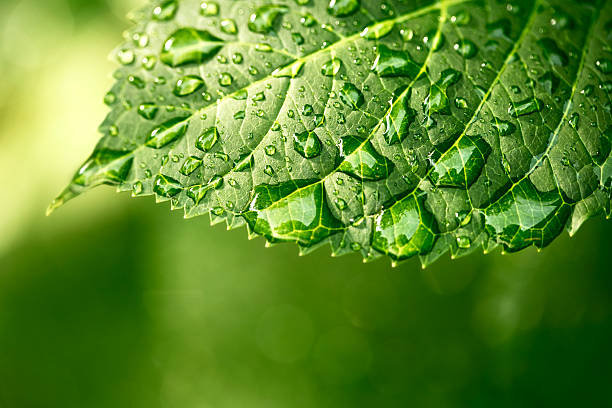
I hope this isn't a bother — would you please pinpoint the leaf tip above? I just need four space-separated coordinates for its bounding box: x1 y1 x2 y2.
46 188 77 216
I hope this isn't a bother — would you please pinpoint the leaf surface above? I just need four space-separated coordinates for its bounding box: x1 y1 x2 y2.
51 0 612 266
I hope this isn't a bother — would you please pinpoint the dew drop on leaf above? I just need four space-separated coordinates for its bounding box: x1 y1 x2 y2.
293 131 323 159
173 75 205 96
145 116 190 149
248 5 289 34
196 127 219 152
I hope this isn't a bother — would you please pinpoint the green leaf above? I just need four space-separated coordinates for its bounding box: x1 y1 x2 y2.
50 0 612 266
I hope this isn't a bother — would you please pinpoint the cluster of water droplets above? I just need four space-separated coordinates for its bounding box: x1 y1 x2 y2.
54 0 612 264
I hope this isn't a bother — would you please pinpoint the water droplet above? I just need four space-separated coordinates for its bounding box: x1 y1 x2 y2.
550 9 574 30
292 32 305 45
484 179 570 251
293 131 323 158
595 59 612 74
173 75 205 96
264 165 275 177
132 181 143 195
145 116 190 149
161 28 224 67
486 19 511 39
200 1 219 16
569 112 580 130
383 90 417 145
340 83 364 110
137 103 159 120
127 75 145 89
424 69 462 116
508 98 543 117
153 174 183 197
453 39 478 59
104 92 117 106
492 118 516 136
180 156 203 176
327 0 360 17
456 236 471 249
302 104 314 116
335 198 347 210
219 72 234 86
537 38 569 67
593 127 611 166
265 145 277 156
372 192 437 260
451 11 471 26
153 0 178 21
422 29 445 51
220 19 238 35
142 55 157 70
255 43 273 52
117 49 134 65
272 60 304 78
371 44 418 78
539 71 560 94
338 135 394 181
321 58 342 76
234 110 246 120
232 53 243 64
454 97 468 109
361 21 395 40
429 135 492 188
196 127 219 152
248 5 289 34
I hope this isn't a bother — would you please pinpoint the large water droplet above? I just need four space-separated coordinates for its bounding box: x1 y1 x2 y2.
383 89 416 145
161 28 224 67
340 83 365 110
272 60 304 78
484 179 571 251
361 21 395 40
422 29 445 51
337 135 394 181
153 174 183 197
248 5 289 34
138 103 159 120
196 127 219 152
327 0 360 17
508 98 543 117
173 75 205 96
537 38 569 67
424 69 462 116
243 181 343 245
371 44 419 78
429 135 492 188
539 71 560 94
372 192 437 260
453 39 478 59
71 149 134 189
321 58 342 76
293 131 323 158
145 116 190 149
593 127 611 166
180 156 203 176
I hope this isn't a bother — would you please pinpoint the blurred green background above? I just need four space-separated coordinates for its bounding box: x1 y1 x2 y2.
1 1 612 407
